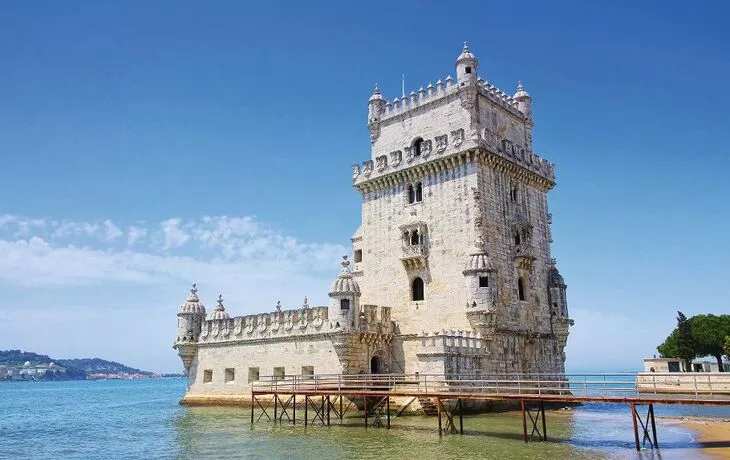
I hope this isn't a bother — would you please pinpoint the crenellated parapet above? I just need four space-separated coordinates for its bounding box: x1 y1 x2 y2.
199 306 330 344
415 330 490 358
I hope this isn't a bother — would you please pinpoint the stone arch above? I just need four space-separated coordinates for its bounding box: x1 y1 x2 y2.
412 277 424 301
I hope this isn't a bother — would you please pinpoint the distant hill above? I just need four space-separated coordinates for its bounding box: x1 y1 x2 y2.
0 350 154 381
55 358 150 376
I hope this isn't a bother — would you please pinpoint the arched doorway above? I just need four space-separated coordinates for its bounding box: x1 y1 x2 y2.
370 356 383 374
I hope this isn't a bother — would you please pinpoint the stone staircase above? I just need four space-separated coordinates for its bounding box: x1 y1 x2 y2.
417 397 439 416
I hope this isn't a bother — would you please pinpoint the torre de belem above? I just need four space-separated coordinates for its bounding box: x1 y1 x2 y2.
174 44 573 405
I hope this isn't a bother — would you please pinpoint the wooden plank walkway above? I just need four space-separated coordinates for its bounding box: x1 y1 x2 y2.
249 373 730 451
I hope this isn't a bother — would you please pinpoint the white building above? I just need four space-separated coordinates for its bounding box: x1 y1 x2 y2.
174 44 573 405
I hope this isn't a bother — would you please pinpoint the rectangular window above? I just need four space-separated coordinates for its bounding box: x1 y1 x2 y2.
273 366 285 381
224 368 235 384
248 367 260 383
479 276 488 288
302 366 314 380
354 250 363 263
340 299 350 310
203 369 213 384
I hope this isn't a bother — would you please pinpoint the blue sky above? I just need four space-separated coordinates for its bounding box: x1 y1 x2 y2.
0 1 728 373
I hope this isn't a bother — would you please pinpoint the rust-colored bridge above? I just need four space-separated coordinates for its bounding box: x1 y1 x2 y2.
250 373 730 451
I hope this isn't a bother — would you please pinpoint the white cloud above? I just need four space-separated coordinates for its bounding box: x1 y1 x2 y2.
160 218 189 250
127 225 147 246
103 219 123 241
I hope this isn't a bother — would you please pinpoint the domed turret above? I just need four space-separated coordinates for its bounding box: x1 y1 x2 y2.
174 284 208 374
328 256 361 330
463 236 497 313
513 81 532 118
329 256 361 296
548 265 566 287
547 259 568 319
208 294 231 320
368 84 387 142
179 283 206 316
456 42 478 84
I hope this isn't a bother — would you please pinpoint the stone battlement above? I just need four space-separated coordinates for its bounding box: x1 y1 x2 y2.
378 76 523 124
415 330 489 357
197 304 394 344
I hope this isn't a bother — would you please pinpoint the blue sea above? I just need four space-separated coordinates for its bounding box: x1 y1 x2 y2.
1 378 728 459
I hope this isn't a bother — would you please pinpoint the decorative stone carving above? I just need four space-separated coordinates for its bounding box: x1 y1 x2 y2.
352 164 361 180
390 150 402 167
404 146 414 163
421 139 432 158
376 155 388 172
452 128 465 147
362 160 374 177
435 134 448 153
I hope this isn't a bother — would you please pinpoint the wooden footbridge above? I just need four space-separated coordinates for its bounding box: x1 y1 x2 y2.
250 372 730 451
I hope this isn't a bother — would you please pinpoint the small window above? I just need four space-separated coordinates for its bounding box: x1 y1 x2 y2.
203 369 213 383
407 184 415 204
412 277 424 301
302 366 314 380
510 186 518 202
518 278 526 301
354 250 362 263
415 182 423 202
273 367 285 381
248 367 260 383
410 230 420 246
340 299 350 311
413 138 423 156
479 276 489 288
514 232 521 245
224 368 235 384
465 67 472 74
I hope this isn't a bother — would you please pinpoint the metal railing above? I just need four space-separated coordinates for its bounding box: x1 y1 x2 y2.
250 372 730 400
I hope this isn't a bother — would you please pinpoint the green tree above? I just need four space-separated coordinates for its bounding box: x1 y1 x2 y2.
690 314 730 372
657 312 697 371
724 336 730 359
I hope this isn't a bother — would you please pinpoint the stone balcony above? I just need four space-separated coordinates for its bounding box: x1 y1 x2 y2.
401 244 427 270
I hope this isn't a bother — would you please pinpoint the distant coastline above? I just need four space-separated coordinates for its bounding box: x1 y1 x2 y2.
0 349 182 382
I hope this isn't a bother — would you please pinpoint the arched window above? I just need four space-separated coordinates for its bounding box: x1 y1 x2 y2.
407 184 415 204
412 277 424 301
510 186 518 203
413 138 424 156
514 232 521 245
415 182 423 202
403 231 410 245
410 230 420 246
518 277 526 301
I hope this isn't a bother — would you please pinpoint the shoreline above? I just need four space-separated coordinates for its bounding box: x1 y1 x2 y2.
659 416 730 459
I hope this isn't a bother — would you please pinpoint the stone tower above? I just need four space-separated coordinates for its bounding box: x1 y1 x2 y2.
351 43 572 375
173 284 207 375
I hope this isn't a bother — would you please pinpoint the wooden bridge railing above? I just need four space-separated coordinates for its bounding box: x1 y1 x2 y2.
250 372 730 399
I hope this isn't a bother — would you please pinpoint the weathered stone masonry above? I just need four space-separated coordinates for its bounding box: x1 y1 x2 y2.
173 44 573 405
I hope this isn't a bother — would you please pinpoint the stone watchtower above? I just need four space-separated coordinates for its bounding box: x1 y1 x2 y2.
173 284 206 375
351 43 572 376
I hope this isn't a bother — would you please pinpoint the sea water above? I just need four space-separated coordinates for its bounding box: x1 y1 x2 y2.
0 378 726 459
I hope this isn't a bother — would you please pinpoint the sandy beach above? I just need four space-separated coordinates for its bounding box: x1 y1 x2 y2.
672 417 730 459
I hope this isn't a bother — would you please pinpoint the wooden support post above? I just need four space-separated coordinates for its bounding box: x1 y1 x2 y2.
250 395 255 424
364 397 368 429
437 398 443 436
458 398 463 435
340 395 343 422
631 403 640 451
541 400 547 441
274 394 278 422
293 395 296 425
327 395 331 426
521 400 528 443
386 397 391 429
305 396 309 427
649 404 658 448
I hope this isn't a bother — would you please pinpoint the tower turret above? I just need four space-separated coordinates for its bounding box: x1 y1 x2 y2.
328 256 361 330
173 284 206 374
367 84 387 143
463 237 498 336
456 42 478 85
513 81 531 119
